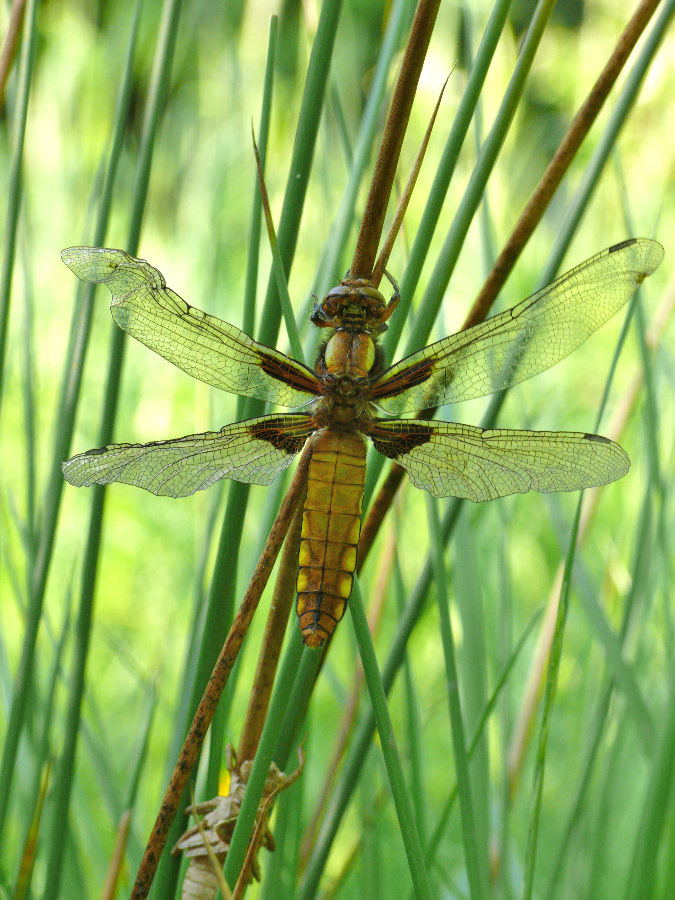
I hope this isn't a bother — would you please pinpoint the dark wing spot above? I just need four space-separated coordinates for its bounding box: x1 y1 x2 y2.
608 238 636 253
248 417 311 454
366 421 434 460
258 351 322 395
583 432 611 443
369 357 436 400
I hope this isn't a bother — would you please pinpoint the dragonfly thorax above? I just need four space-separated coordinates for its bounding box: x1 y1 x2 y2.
323 331 376 379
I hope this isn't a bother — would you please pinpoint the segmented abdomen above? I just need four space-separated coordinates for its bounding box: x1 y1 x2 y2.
296 429 366 647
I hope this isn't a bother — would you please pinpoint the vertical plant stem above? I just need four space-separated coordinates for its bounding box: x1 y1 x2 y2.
237 502 304 763
0 0 36 410
350 0 440 279
205 17 278 798
346 576 433 900
222 632 306 890
425 496 488 898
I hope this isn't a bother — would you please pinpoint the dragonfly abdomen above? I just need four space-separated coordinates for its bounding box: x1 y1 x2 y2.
296 429 366 647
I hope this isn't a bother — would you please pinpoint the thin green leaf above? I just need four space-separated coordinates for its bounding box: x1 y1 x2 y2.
348 575 432 900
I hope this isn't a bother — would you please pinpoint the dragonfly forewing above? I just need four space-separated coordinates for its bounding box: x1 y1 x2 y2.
371 238 664 414
61 247 321 408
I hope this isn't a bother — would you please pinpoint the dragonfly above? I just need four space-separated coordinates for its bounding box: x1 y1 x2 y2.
62 238 663 647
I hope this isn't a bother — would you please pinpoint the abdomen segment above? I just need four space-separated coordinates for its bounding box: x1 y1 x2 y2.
296 429 366 647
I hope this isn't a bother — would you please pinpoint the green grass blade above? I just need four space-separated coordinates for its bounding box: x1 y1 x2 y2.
521 500 583 900
624 665 675 899
19 243 36 554
273 641 323 770
423 608 542 871
254 0 344 354
546 491 654 894
425 497 487 898
12 599 71 897
0 0 38 411
393 553 427 851
240 17 278 346
222 631 305 890
347 575 432 900
256 134 305 365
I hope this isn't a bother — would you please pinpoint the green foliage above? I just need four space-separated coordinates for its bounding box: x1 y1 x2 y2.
0 1 673 897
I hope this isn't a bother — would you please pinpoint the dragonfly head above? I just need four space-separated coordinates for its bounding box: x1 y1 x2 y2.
311 279 393 334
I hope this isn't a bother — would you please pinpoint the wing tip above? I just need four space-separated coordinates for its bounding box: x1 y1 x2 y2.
607 237 664 275
61 246 124 283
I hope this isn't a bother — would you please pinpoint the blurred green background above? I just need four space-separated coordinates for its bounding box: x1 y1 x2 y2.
0 1 673 897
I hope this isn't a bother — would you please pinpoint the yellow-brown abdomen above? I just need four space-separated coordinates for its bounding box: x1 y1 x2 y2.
296 429 366 647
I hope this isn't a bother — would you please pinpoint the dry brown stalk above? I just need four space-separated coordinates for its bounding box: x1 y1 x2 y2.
371 75 449 288
100 809 132 900
131 440 314 899
356 0 662 567
506 279 675 797
350 0 441 279
237 503 305 763
0 0 27 105
463 0 661 330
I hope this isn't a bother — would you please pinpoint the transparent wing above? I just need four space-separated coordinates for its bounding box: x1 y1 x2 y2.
61 247 321 408
366 419 629 501
370 239 663 414
63 414 315 497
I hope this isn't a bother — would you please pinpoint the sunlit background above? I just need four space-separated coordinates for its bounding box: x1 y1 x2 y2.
1 1 673 897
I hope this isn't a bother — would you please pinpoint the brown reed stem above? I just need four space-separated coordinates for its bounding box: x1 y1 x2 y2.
350 0 440 279
0 0 27 105
237 501 305 763
464 0 660 329
131 441 313 899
